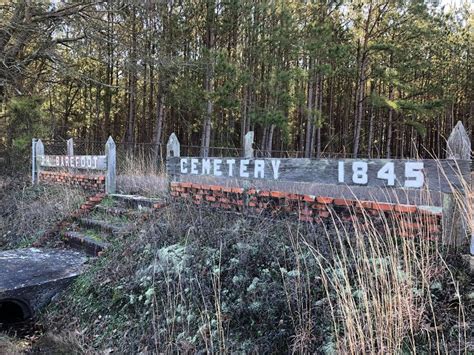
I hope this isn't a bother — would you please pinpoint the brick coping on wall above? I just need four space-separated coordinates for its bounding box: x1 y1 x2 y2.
39 171 105 193
170 181 442 239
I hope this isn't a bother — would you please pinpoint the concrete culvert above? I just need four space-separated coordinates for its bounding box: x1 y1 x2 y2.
0 299 32 324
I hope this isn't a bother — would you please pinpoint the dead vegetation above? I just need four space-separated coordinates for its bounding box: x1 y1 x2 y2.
0 176 86 249
41 199 472 354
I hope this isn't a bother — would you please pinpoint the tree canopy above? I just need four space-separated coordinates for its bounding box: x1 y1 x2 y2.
0 0 472 160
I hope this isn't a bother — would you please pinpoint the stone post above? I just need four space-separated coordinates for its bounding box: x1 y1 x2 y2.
67 138 74 173
166 133 180 185
105 136 116 194
31 139 37 184
243 131 254 158
166 133 180 158
35 139 44 184
443 121 471 248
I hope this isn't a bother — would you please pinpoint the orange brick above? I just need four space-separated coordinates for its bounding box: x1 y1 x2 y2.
270 191 286 198
205 195 217 202
247 188 257 195
222 186 233 193
298 215 313 223
316 196 334 204
394 204 417 213
334 198 353 207
259 191 270 197
191 183 203 189
180 182 192 188
299 208 313 216
248 201 257 207
302 195 315 202
312 203 328 211
231 187 244 194
318 211 331 218
372 202 394 211
210 185 222 192
286 193 302 200
170 182 180 188
355 201 373 209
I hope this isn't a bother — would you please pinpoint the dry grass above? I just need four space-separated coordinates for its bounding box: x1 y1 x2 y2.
0 333 24 355
0 177 86 249
116 152 167 196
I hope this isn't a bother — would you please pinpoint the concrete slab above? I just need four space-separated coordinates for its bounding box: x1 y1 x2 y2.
0 248 89 319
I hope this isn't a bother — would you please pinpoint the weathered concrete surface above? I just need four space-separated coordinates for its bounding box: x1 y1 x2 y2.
0 248 88 317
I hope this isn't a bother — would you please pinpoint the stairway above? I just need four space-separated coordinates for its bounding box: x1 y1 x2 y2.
61 194 167 256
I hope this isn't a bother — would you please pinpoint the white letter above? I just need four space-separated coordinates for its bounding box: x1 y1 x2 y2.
180 158 188 173
404 162 424 188
338 161 345 183
80 156 86 168
226 159 235 176
352 161 368 184
271 160 281 179
213 159 222 176
191 158 198 174
254 160 265 178
55 156 60 166
93 156 98 169
87 156 92 168
240 160 250 177
75 156 80 167
201 159 211 174
377 162 395 186
65 156 69 167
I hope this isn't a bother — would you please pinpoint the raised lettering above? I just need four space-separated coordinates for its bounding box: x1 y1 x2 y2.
226 159 235 176
202 159 211 174
271 160 281 179
254 160 265 178
213 159 222 176
240 160 250 178
180 158 188 173
191 158 198 174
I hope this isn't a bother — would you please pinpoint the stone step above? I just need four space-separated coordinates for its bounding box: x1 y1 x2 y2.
62 231 109 256
109 194 164 210
77 218 128 235
94 204 147 215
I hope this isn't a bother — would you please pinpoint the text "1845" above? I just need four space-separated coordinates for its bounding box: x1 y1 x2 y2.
337 161 424 188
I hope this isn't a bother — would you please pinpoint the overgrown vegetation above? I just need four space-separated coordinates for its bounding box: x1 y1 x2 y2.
0 177 86 250
41 202 472 354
